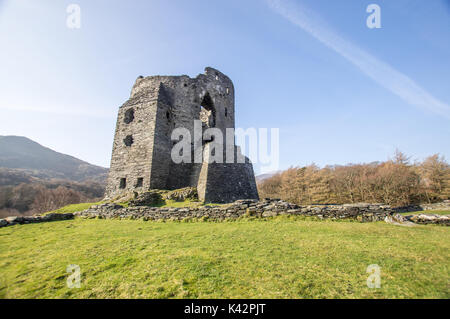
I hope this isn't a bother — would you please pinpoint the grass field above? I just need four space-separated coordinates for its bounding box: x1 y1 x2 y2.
0 216 448 299
43 202 103 215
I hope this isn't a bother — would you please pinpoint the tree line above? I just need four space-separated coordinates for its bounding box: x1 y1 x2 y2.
0 180 104 217
258 151 450 207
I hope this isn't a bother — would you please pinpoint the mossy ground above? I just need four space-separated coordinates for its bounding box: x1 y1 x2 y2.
0 216 448 299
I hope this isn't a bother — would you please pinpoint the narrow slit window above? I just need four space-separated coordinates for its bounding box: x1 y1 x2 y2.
119 178 126 189
136 178 143 188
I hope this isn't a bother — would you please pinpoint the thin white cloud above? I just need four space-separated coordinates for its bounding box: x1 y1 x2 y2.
267 0 450 119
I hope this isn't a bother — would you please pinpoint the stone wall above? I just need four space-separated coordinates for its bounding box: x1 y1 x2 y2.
393 200 450 213
0 213 73 228
197 147 259 203
73 200 393 223
1 200 448 229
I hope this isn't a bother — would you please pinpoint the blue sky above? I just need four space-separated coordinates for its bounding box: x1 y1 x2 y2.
0 0 449 173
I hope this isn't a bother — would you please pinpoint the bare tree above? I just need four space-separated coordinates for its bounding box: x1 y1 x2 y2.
258 151 448 207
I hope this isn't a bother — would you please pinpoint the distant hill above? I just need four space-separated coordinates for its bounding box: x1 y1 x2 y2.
256 171 281 183
0 136 108 183
0 136 108 217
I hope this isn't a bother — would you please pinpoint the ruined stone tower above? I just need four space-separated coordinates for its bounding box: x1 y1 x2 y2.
105 67 259 203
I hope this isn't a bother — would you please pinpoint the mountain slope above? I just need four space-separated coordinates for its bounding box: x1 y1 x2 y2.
0 136 108 182
255 171 281 183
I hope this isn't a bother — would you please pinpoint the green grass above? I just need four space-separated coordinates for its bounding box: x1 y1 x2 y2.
116 199 223 209
151 199 204 208
45 200 224 215
400 210 450 216
0 217 448 299
43 202 103 215
158 200 223 208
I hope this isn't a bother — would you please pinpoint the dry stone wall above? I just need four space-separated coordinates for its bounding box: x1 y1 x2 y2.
1 200 448 228
73 200 394 222
393 200 450 213
0 213 73 228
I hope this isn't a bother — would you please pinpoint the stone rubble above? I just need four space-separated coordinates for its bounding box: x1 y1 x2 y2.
384 214 417 227
0 213 74 228
406 213 449 226
129 191 163 207
163 187 198 202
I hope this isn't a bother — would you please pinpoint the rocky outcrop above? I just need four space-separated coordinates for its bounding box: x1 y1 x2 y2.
128 188 199 206
129 191 164 207
406 213 449 226
384 214 417 227
163 187 198 202
0 213 74 228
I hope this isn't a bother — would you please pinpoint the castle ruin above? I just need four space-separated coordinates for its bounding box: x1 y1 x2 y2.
105 67 259 203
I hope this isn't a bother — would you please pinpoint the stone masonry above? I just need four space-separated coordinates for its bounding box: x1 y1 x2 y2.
71 200 449 226
1 201 448 228
74 200 395 222
105 67 258 203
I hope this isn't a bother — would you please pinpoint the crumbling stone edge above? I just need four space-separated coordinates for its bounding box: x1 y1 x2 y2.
1 199 448 228
0 213 74 228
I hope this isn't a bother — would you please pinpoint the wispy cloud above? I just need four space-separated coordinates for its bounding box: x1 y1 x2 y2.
267 0 450 119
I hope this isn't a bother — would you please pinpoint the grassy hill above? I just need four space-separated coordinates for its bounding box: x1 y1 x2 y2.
0 136 108 183
0 217 448 299
0 136 108 217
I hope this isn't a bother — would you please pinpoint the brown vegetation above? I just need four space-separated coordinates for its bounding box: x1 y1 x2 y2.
258 151 450 207
0 181 104 217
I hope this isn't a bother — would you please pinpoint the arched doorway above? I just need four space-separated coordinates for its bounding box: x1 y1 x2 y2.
199 92 216 128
